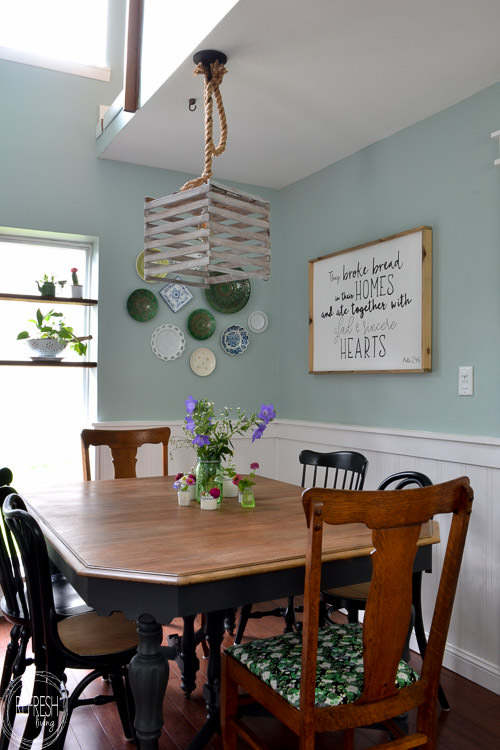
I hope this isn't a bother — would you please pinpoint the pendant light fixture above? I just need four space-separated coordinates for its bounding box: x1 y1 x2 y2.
143 50 271 287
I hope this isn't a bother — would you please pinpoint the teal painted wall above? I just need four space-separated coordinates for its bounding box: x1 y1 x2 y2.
278 85 500 436
0 23 281 422
0 7 499 436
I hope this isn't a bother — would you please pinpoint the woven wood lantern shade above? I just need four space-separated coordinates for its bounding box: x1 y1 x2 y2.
144 180 270 287
143 50 271 288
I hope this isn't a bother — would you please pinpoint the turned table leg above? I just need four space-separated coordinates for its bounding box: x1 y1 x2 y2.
128 613 170 750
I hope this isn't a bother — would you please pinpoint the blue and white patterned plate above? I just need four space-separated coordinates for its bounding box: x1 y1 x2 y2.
220 325 249 356
159 280 193 312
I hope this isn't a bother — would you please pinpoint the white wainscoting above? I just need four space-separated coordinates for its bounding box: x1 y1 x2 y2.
93 419 500 694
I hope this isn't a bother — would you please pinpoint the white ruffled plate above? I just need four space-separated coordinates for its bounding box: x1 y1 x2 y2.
151 324 185 361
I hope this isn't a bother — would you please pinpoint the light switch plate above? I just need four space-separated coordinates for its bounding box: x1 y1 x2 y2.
458 366 473 396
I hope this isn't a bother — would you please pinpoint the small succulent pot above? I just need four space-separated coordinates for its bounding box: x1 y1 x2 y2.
71 284 83 298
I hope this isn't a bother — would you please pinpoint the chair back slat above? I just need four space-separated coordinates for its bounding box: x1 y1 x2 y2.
301 477 473 711
81 427 171 480
299 450 368 491
3 493 57 670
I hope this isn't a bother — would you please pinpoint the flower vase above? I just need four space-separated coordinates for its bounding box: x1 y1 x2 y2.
200 493 218 510
195 460 223 503
239 488 255 508
223 479 238 497
177 491 191 506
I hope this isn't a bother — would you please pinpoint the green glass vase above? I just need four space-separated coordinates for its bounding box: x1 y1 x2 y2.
195 459 223 503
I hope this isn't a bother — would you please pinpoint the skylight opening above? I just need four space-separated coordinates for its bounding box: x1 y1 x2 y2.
0 0 109 74
140 0 238 106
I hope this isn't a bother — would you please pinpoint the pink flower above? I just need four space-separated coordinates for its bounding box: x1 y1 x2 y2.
209 487 220 499
70 267 78 273
250 462 259 470
175 472 183 481
232 474 242 486
186 476 195 485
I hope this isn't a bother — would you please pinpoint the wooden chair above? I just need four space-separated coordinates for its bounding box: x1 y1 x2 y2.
233 450 369 644
81 426 171 480
0 470 91 703
321 471 449 710
2 493 139 749
222 477 473 750
299 449 368 490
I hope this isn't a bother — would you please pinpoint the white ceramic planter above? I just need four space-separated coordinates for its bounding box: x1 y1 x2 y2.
71 284 83 298
177 491 191 506
223 479 238 497
200 494 218 510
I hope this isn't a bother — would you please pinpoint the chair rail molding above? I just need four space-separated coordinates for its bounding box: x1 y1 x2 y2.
94 418 499 695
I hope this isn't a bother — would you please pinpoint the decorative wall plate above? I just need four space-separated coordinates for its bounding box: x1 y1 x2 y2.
190 347 216 376
151 324 185 361
187 309 216 340
126 288 159 322
159 280 193 312
136 251 169 283
248 310 268 333
220 325 249 356
204 277 251 313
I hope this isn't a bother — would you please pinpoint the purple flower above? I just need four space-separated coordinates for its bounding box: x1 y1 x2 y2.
185 416 195 432
185 395 197 414
209 487 220 499
252 424 266 442
192 434 210 448
258 404 276 424
250 462 259 470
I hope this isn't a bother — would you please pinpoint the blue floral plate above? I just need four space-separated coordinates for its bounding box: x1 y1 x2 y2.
220 325 249 356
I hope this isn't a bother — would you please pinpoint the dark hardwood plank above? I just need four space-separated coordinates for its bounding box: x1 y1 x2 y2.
0 610 498 750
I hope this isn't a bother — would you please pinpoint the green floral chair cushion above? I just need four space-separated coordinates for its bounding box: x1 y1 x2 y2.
226 622 419 708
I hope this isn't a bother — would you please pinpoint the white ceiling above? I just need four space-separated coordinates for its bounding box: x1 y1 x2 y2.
99 0 500 189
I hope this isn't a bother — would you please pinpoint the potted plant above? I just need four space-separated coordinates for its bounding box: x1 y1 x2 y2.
17 308 91 359
35 273 57 297
222 462 238 497
71 267 83 298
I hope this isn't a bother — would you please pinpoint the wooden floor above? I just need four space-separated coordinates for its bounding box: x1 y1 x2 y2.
0 604 499 749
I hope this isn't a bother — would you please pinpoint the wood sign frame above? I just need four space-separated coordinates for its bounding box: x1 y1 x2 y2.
309 226 432 374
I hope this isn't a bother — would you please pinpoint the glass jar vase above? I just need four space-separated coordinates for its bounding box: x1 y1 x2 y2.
239 487 255 508
195 460 223 503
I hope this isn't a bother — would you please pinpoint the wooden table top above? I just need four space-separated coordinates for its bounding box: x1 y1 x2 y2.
24 475 439 588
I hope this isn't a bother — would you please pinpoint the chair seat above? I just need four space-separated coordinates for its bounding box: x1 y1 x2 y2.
226 623 419 708
324 582 370 602
57 611 138 657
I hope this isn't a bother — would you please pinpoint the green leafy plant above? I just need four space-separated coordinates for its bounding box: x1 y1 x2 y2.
17 308 90 356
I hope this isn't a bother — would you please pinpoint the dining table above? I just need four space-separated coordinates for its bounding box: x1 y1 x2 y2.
22 475 439 750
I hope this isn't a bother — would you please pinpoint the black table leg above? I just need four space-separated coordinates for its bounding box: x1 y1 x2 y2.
185 609 225 750
129 613 170 750
177 615 200 697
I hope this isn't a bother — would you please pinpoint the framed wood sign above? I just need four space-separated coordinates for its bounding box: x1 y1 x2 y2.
309 226 432 373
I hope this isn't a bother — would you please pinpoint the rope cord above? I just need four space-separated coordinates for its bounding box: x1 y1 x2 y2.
181 60 228 192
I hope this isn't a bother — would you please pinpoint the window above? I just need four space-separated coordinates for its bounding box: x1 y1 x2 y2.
0 230 97 487
0 0 110 80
